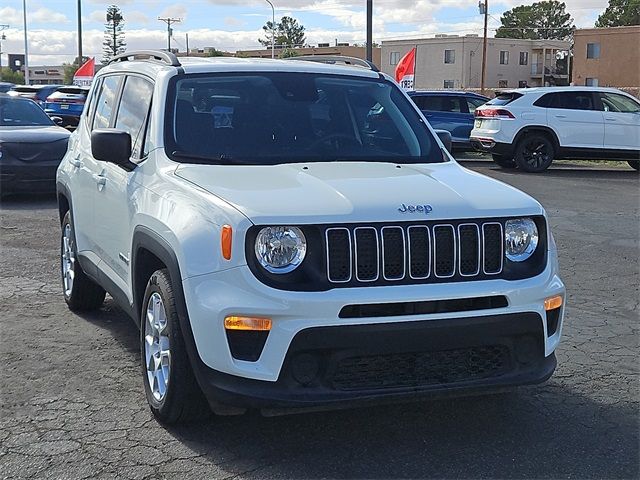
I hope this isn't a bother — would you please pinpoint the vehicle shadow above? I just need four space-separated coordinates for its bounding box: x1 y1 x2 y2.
82 299 639 479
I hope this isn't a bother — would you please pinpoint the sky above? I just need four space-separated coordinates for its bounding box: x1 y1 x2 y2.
0 0 609 66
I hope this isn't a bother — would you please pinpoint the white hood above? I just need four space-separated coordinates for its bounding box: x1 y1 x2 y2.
174 161 543 225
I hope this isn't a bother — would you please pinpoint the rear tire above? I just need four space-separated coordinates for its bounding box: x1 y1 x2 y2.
627 160 639 171
141 268 210 424
61 211 106 311
514 134 555 173
491 154 517 169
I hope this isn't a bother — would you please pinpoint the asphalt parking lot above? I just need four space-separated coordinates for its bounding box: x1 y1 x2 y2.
1 160 638 480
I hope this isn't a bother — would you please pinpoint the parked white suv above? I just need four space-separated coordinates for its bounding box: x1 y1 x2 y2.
57 51 565 423
471 87 640 172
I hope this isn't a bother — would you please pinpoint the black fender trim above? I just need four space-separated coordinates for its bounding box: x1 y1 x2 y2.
130 227 215 397
56 182 73 225
513 126 560 154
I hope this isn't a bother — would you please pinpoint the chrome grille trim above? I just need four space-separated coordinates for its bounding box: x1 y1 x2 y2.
407 226 431 280
381 226 406 281
325 227 353 283
354 227 380 282
482 222 504 275
433 224 456 279
458 223 481 277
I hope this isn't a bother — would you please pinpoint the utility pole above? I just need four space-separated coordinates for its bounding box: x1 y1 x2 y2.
480 0 488 94
77 0 83 65
0 25 8 81
158 17 181 52
23 0 29 85
366 0 373 62
185 33 189 56
265 0 275 59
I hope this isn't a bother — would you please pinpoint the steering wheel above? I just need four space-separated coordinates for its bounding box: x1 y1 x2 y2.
308 133 362 151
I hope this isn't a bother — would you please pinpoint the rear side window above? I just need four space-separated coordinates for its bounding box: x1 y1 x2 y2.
115 76 154 159
413 96 462 113
600 92 640 113
486 92 523 106
92 75 122 130
534 92 597 111
466 97 486 112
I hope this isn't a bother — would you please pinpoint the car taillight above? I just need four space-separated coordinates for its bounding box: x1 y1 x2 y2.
45 96 55 103
475 108 516 119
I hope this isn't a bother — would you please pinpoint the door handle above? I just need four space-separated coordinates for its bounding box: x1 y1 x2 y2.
605 117 616 121
554 114 567 118
92 173 107 186
69 156 83 168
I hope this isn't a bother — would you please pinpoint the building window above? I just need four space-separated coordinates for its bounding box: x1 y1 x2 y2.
498 80 508 88
519 52 528 65
587 43 600 59
499 51 509 65
443 80 455 89
390 52 400 65
444 49 455 64
586 78 599 87
519 80 528 88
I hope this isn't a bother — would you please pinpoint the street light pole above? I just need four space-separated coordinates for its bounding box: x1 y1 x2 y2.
366 0 373 62
23 0 29 85
77 0 83 65
265 0 275 59
480 0 488 94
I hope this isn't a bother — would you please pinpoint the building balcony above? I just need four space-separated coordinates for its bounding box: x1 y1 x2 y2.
530 63 569 77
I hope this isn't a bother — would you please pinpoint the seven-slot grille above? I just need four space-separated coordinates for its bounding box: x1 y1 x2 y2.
325 222 503 285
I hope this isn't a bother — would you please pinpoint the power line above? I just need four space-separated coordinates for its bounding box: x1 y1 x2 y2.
158 17 181 51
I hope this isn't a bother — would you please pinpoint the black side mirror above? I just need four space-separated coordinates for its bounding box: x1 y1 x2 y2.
50 116 64 126
91 129 133 169
434 129 453 154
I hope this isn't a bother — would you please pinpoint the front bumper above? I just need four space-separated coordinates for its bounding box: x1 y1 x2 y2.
192 313 556 411
180 258 565 409
0 161 60 194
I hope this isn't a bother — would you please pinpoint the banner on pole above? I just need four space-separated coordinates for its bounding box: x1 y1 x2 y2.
73 57 95 86
395 48 416 91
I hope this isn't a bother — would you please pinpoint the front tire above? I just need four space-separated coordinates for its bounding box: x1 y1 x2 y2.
141 269 209 424
61 211 106 311
491 154 517 169
514 134 555 173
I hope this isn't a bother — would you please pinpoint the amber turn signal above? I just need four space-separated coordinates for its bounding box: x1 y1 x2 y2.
221 225 233 260
544 295 563 311
224 316 272 331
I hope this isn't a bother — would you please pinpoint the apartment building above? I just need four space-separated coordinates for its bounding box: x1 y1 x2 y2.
572 26 640 87
237 44 382 68
381 35 570 89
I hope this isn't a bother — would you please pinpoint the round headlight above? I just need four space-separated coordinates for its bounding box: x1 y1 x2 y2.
255 226 307 274
505 218 539 262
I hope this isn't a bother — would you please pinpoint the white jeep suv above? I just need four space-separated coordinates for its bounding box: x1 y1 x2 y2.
470 87 640 172
57 51 565 423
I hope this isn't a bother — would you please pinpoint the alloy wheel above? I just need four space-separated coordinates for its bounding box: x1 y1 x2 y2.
62 223 75 297
144 292 172 402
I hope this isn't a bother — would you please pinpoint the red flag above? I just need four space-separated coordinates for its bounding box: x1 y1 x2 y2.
73 57 95 86
395 48 416 91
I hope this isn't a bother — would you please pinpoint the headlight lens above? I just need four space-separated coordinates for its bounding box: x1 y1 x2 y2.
255 226 307 273
504 218 539 262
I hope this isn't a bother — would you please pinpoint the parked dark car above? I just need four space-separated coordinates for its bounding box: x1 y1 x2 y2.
0 82 15 93
44 86 90 128
8 84 63 108
0 94 70 196
408 91 489 150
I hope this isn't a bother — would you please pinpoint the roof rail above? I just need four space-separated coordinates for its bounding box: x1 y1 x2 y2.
108 50 181 67
288 55 379 72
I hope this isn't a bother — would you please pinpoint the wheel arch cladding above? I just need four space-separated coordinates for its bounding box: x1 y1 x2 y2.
516 127 559 153
56 183 71 225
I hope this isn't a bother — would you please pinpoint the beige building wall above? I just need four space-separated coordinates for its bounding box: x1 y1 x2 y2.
237 46 382 70
572 26 640 87
381 36 570 90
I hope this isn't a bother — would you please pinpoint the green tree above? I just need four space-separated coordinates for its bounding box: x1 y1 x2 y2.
102 5 126 64
205 48 226 57
278 48 300 58
0 67 25 84
259 16 306 48
595 0 640 27
496 1 575 40
63 56 90 84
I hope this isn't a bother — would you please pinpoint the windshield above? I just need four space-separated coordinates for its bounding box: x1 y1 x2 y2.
165 72 442 165
0 97 54 126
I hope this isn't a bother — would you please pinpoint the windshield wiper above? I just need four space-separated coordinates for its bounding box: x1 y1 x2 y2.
171 151 254 165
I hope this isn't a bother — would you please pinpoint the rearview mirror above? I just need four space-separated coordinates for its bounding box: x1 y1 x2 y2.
434 129 453 154
91 129 133 169
50 116 64 126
